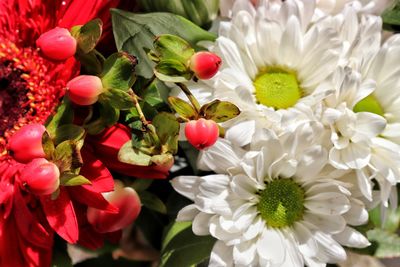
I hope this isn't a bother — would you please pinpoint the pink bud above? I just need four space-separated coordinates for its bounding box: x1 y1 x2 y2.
66 75 103 105
189 51 221 80
87 183 141 233
36 27 77 61
185 118 219 150
20 158 60 196
7 124 46 163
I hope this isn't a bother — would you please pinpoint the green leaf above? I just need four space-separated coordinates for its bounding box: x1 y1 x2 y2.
382 2 400 29
369 206 400 233
201 100 241 123
42 131 55 159
118 140 152 166
45 98 74 138
161 221 215 267
111 9 216 78
139 190 167 214
154 34 194 64
60 173 92 186
73 19 103 54
152 112 180 153
85 101 120 135
138 0 219 29
367 229 400 258
154 59 192 82
54 140 84 173
100 88 135 110
101 52 137 91
131 179 153 192
76 50 104 75
139 78 168 107
151 153 174 167
168 96 197 119
54 124 85 145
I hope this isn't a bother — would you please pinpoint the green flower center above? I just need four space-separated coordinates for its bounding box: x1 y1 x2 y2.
257 179 305 228
253 67 302 109
353 94 384 116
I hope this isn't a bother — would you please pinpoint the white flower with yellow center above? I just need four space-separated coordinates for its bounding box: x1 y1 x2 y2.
172 123 370 267
320 67 400 205
174 0 342 144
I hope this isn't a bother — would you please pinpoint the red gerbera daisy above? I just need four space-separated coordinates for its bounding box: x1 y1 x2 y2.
0 0 122 155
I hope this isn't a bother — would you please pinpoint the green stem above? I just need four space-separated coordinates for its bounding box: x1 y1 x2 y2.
176 82 201 114
128 89 161 147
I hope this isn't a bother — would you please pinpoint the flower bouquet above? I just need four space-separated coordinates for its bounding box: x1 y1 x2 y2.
1 0 400 266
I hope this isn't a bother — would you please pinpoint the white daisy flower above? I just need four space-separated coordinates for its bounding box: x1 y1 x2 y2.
316 0 393 17
173 0 342 144
319 67 400 205
172 123 370 266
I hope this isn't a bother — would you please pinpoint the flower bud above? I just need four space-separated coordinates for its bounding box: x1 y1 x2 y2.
66 75 103 105
87 182 141 233
7 124 46 163
185 118 219 149
189 51 221 80
20 158 60 196
36 27 77 61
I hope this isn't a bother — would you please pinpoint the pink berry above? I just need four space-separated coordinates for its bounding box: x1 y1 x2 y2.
7 124 46 163
19 158 60 196
185 118 219 150
66 75 103 106
87 184 141 233
189 51 222 80
36 27 77 61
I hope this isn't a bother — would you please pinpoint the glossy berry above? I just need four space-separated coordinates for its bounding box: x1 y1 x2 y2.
66 75 103 105
185 118 219 150
7 124 46 163
36 27 77 61
87 185 141 233
189 51 222 80
20 158 60 196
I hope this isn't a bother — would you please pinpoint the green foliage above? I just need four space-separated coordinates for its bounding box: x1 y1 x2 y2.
168 96 197 120
367 228 400 258
200 100 241 123
60 173 92 186
71 19 103 54
45 98 74 138
138 0 219 29
161 221 215 267
101 52 137 91
382 1 400 31
139 190 168 214
111 9 216 78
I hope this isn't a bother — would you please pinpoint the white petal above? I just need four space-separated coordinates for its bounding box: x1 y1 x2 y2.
305 192 350 215
232 241 257 265
314 232 347 263
170 176 200 200
192 212 213 236
352 112 386 142
177 204 199 221
231 174 259 200
303 213 346 234
225 120 255 147
209 241 234 267
334 226 370 248
256 229 286 265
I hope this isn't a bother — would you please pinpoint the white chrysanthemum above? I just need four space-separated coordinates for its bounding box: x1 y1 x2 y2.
318 67 400 205
172 123 370 267
174 0 342 143
315 0 393 17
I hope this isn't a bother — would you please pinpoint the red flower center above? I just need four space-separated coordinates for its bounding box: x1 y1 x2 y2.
0 39 66 156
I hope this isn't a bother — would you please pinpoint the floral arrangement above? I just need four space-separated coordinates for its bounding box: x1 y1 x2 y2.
1 0 400 266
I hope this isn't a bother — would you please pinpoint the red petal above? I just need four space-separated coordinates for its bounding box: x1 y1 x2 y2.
81 148 114 192
40 188 79 243
13 188 53 249
69 186 118 213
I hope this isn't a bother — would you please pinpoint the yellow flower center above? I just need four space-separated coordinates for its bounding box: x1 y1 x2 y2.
257 179 305 228
353 94 384 116
253 67 302 109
